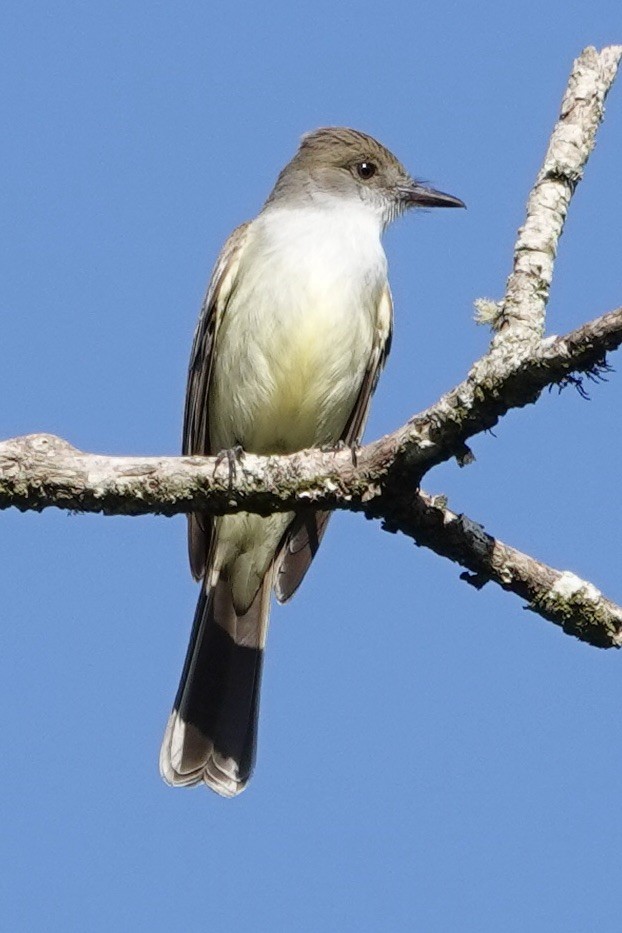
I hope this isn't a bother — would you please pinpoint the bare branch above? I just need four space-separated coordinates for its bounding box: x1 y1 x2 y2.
1 308 620 518
0 433 352 517
2 47 621 652
359 306 622 478
2 433 620 649
382 491 622 650
493 45 622 344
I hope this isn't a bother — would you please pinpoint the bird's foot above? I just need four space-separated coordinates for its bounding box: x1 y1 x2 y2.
319 440 360 467
214 445 245 489
348 443 360 468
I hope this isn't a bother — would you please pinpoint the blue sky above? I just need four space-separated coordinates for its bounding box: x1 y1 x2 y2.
1 2 621 931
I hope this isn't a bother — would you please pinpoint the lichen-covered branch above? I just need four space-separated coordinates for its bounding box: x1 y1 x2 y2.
1 307 620 519
0 432 359 517
1 47 621 653
359 305 622 478
380 491 622 649
2 432 620 648
492 44 622 345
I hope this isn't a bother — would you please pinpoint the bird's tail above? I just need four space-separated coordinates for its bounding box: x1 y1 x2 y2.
160 573 271 797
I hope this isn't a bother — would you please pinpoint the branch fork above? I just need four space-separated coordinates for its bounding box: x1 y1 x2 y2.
2 46 621 648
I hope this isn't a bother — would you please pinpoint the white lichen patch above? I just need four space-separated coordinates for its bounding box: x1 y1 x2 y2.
473 298 503 327
541 335 559 348
551 571 602 603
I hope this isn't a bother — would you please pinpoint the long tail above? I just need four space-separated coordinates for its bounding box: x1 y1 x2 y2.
160 574 271 797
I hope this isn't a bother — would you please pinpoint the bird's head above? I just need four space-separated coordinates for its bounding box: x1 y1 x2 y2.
267 126 465 228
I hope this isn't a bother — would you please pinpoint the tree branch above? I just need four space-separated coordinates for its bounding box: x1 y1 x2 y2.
2 46 621 652
2 432 621 648
1 307 620 519
381 491 622 650
492 44 622 344
358 305 622 478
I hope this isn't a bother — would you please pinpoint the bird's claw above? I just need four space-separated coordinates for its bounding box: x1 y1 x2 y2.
214 445 245 489
320 440 359 467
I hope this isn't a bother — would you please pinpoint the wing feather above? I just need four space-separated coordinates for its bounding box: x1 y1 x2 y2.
185 222 250 580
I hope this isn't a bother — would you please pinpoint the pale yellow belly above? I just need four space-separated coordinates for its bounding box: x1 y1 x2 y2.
211 297 371 613
209 288 376 455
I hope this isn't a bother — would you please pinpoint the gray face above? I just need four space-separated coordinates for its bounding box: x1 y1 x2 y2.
266 127 465 224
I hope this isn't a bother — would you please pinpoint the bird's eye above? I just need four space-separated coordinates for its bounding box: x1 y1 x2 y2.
355 161 377 180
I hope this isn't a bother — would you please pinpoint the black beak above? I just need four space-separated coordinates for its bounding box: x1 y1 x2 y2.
402 183 466 209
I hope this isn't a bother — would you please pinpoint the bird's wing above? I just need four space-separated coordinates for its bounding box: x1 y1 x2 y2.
341 283 393 445
275 283 394 603
184 221 251 580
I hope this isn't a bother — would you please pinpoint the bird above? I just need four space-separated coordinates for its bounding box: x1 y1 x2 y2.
159 127 464 796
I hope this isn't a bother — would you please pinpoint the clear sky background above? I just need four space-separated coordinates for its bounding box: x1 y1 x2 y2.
1 3 621 931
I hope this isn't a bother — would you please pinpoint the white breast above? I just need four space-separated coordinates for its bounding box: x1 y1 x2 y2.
210 201 388 454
